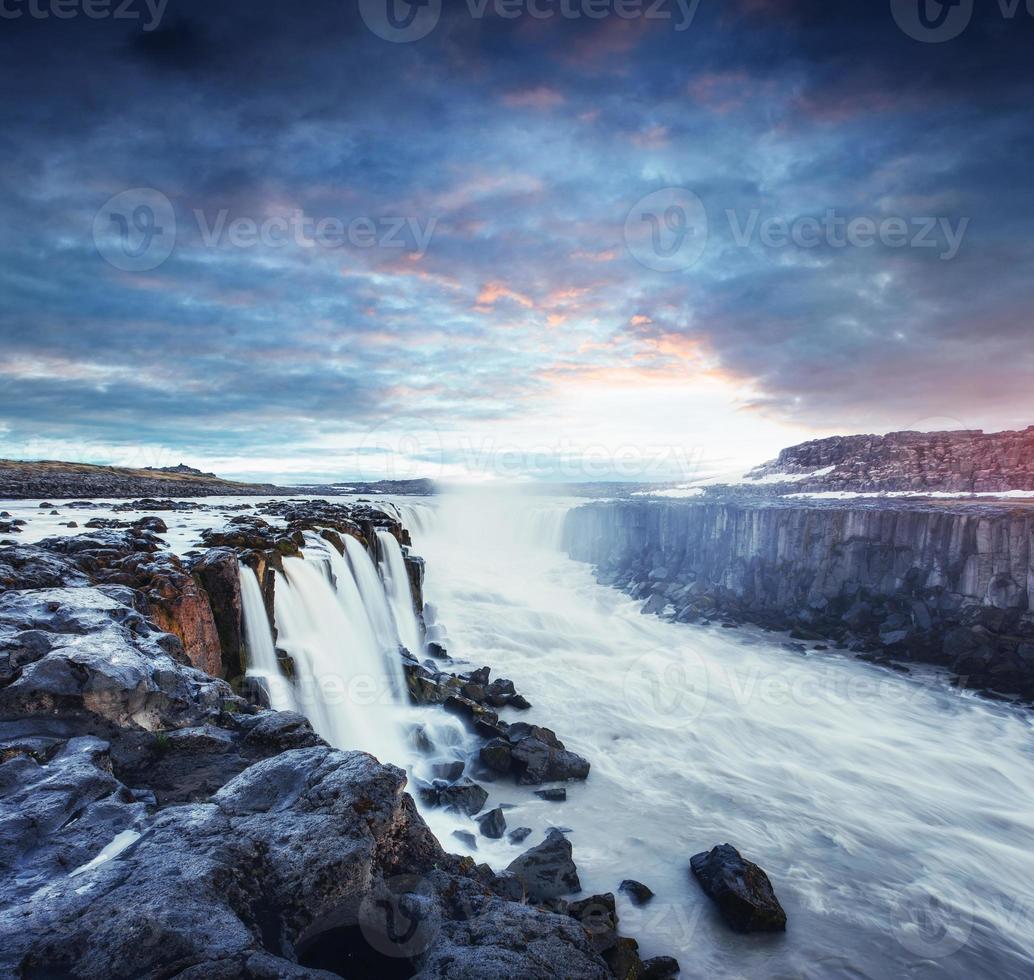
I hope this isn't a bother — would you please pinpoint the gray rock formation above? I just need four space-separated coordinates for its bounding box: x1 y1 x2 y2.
742 426 1034 494
564 498 1034 700
0 583 625 978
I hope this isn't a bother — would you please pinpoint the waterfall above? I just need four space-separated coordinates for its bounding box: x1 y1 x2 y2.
239 566 297 712
271 537 408 764
375 529 423 656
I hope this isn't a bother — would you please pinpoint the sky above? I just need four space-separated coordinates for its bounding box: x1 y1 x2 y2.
1 0 1032 484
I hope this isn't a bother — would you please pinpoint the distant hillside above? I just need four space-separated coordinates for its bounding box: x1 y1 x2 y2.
742 426 1034 494
0 460 437 500
0 460 283 500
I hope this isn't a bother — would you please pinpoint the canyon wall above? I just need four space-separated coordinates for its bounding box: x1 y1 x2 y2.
742 426 1034 493
563 499 1034 700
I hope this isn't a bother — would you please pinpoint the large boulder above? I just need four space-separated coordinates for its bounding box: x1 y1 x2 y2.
507 723 591 785
506 830 582 904
689 844 787 933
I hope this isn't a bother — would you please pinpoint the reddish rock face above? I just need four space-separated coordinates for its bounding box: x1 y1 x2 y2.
147 579 224 678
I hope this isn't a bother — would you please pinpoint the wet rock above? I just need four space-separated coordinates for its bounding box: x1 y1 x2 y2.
452 830 477 850
641 955 681 979
0 545 88 592
480 738 513 773
689 844 787 933
133 516 168 534
509 827 532 845
567 893 619 953
506 830 581 904
600 937 643 979
535 787 567 802
477 806 507 839
430 760 464 781
419 776 489 816
619 879 654 905
507 723 590 785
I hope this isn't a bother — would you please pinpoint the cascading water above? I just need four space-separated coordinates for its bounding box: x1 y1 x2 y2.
343 535 399 656
239 565 297 713
375 529 423 656
271 536 409 764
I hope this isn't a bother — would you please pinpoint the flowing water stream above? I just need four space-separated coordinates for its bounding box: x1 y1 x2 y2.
398 490 1034 980
77 489 1032 979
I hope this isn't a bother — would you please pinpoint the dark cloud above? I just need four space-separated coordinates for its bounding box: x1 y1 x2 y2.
1 0 1032 477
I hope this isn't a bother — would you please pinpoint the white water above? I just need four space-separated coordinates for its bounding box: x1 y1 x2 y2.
376 529 423 656
271 538 409 763
404 490 1034 980
239 566 297 712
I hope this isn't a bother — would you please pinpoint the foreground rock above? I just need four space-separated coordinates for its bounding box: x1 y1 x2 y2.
507 830 582 903
0 581 627 978
690 844 787 933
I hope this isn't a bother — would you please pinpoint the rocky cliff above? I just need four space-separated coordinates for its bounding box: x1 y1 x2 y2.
563 498 1034 701
740 426 1034 494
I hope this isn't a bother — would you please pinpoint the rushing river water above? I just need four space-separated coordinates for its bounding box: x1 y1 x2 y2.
4 491 1033 978
402 490 1034 980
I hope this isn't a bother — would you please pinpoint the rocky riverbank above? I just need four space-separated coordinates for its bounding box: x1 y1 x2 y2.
0 499 681 978
563 497 1034 702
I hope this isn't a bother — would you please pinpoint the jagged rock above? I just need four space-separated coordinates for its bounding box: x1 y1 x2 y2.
480 738 513 773
507 723 590 785
431 760 464 781
477 807 507 839
506 830 581 903
602 937 643 979
619 879 654 905
689 844 787 933
191 548 244 680
452 830 477 849
641 956 681 979
0 587 232 731
0 545 88 592
419 776 488 816
133 516 169 533
567 893 619 953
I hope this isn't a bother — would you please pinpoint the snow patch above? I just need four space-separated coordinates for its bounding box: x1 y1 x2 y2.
69 830 141 878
